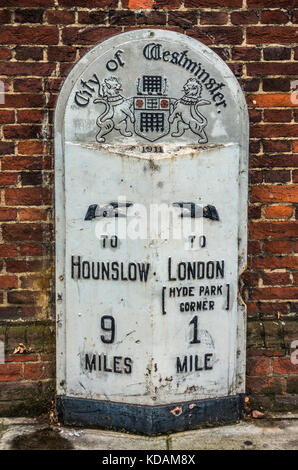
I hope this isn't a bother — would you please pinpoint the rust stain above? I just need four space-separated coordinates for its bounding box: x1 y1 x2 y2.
189 403 196 410
170 405 183 417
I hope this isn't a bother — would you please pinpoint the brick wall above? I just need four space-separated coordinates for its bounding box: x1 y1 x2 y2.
0 0 297 415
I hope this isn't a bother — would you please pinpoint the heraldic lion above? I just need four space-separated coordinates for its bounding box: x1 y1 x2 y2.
169 78 211 144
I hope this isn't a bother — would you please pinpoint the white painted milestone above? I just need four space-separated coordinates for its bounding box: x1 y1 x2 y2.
55 29 249 426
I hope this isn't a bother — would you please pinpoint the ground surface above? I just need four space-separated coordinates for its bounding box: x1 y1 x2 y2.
0 413 297 450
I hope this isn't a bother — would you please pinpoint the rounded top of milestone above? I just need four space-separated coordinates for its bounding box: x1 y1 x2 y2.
60 30 247 147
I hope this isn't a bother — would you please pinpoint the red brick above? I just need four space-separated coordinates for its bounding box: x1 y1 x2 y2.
247 27 297 45
58 0 117 6
5 188 51 206
0 46 12 60
18 141 46 155
263 78 290 92
0 9 11 23
0 276 18 289
248 240 262 255
0 26 58 45
246 376 284 394
47 10 75 24
0 363 22 381
185 0 241 6
264 109 292 123
19 208 47 221
262 272 291 285
250 155 298 169
14 46 43 61
249 222 297 239
273 357 298 375
20 172 43 186
47 46 76 62
0 142 15 155
287 377 298 394
232 46 261 61
263 170 291 183
251 185 298 203
251 256 297 270
186 26 243 45
14 78 43 93
7 290 39 304
247 63 298 76
135 11 166 25
251 287 298 300
20 244 44 256
2 94 44 108
2 224 52 243
109 10 136 26
247 0 295 5
5 354 38 363
17 109 43 124
231 11 258 25
0 62 55 76
0 208 17 221
263 47 291 61
0 244 18 257
24 362 52 380
152 0 181 8
3 125 41 140
200 11 228 25
251 124 298 138
2 0 54 6
62 27 120 45
265 205 293 219
261 10 289 24
263 140 291 153
167 11 197 28
1 156 51 171
247 357 271 376
6 259 49 273
0 110 15 123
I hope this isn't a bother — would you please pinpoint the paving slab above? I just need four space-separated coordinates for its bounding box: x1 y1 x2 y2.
0 414 298 450
169 418 298 450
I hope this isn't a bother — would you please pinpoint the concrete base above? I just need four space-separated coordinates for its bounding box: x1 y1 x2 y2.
57 394 245 435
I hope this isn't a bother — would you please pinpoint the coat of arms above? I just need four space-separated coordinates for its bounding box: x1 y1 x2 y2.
93 75 211 144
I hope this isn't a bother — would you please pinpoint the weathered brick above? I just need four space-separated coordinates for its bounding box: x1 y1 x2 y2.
15 9 44 24
263 47 291 61
2 224 52 243
47 10 75 24
247 27 297 45
263 170 291 183
200 11 228 25
250 221 297 239
62 27 120 45
0 26 58 45
0 364 22 381
261 10 289 25
251 185 298 203
0 276 18 289
273 357 298 375
247 357 270 376
231 11 258 25
5 188 51 206
246 377 284 395
186 26 243 45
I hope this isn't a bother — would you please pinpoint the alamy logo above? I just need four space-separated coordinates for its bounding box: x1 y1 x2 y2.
93 75 210 143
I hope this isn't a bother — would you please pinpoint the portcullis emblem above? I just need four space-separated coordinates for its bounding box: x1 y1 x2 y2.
93 75 211 143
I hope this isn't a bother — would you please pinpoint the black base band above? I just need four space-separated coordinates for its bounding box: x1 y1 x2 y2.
57 394 245 435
